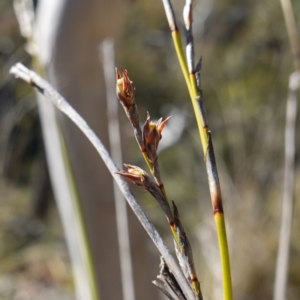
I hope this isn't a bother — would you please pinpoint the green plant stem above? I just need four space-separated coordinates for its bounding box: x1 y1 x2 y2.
171 32 208 153
171 24 233 300
215 213 233 300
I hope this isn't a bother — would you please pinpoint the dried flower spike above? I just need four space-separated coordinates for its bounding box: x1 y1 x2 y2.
143 112 172 163
117 164 175 225
116 164 150 188
116 68 135 108
116 68 144 150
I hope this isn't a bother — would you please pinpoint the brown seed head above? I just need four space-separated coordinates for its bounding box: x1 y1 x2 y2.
116 164 150 188
143 112 172 152
116 68 135 107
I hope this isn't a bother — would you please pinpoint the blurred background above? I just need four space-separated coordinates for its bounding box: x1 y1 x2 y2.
0 0 300 299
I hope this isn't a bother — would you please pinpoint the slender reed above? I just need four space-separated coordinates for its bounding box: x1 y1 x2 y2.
274 1 300 297
101 39 135 300
10 63 196 300
274 71 299 300
279 0 300 72
13 1 99 299
160 1 233 299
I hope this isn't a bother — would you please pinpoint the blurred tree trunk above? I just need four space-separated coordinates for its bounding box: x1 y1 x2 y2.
35 0 159 299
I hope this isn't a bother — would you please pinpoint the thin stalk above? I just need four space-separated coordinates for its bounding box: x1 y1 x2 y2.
193 64 233 300
160 1 233 299
171 32 194 97
274 72 299 300
190 51 233 300
206 133 233 300
36 66 99 300
171 32 207 153
215 213 232 300
58 125 99 300
12 1 99 297
274 0 300 298
10 63 196 300
189 73 209 150
142 152 168 200
279 0 300 72
36 87 99 300
142 152 155 172
101 39 135 300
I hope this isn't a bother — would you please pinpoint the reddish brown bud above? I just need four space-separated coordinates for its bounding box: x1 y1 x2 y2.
143 112 172 162
116 164 150 188
116 68 135 107
117 164 174 223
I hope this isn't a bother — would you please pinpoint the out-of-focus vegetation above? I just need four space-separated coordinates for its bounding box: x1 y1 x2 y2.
0 1 73 299
1 0 300 299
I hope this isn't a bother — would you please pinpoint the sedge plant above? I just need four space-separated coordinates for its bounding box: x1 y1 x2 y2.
160 1 233 299
10 2 233 298
10 63 197 300
116 68 202 299
10 63 206 299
